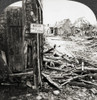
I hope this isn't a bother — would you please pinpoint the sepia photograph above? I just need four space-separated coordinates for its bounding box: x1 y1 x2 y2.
0 0 97 100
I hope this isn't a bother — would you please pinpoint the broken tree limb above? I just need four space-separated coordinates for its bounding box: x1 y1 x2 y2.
44 57 63 65
81 79 97 88
51 75 64 79
61 75 83 87
42 73 62 89
43 45 56 54
51 72 77 80
69 81 92 88
76 67 97 72
45 56 63 61
9 71 33 77
1 83 18 86
90 88 97 94
61 73 97 87
46 65 65 72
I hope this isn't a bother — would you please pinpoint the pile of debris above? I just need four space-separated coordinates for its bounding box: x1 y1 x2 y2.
43 42 97 92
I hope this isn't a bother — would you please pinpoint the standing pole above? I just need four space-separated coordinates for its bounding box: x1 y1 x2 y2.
37 33 42 86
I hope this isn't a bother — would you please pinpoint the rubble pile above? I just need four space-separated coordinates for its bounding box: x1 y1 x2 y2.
42 39 97 99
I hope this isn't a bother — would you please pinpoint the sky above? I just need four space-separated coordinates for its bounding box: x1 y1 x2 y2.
9 1 22 7
9 0 97 25
43 0 97 25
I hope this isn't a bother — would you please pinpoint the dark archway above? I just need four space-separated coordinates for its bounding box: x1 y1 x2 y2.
0 0 96 18
0 0 43 13
0 0 21 14
71 0 97 19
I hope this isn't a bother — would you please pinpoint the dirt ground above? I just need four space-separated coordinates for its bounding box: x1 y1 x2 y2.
0 83 97 100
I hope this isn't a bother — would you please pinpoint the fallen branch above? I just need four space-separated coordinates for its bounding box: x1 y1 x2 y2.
9 71 33 77
1 83 18 86
90 88 97 94
45 56 63 60
42 73 61 89
61 73 97 87
50 73 76 79
44 58 63 65
46 66 65 72
44 49 54 54
81 79 97 88
77 67 97 72
44 45 56 54
69 81 92 88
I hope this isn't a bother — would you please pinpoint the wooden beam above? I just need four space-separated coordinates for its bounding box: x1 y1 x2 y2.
9 71 33 77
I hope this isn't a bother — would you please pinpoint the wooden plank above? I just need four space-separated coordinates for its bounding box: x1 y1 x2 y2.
42 73 61 89
6 7 24 72
9 71 33 77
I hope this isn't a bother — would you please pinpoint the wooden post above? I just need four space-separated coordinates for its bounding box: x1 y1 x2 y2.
34 2 42 88
23 0 43 89
37 33 42 86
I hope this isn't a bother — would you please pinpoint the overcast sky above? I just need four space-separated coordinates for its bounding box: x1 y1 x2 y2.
9 0 97 25
9 1 22 7
43 0 97 25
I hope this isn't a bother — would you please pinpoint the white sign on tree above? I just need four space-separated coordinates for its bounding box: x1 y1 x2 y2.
30 23 44 33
